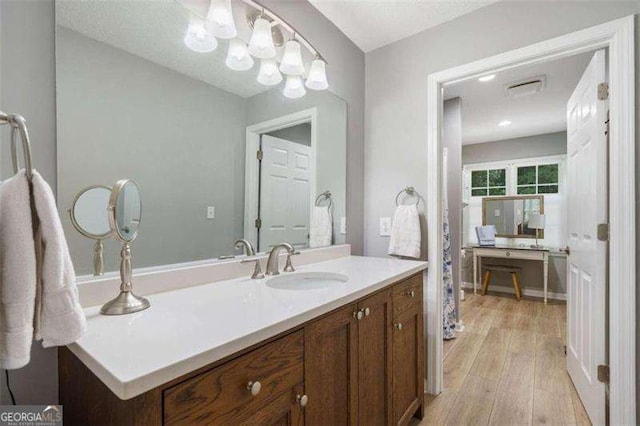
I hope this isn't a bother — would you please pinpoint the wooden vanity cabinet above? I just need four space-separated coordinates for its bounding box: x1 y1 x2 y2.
59 272 424 426
391 274 425 426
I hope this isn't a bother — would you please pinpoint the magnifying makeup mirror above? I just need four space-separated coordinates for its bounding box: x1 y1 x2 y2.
69 185 112 276
100 179 150 315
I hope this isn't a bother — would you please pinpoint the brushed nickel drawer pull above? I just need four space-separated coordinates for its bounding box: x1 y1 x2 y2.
246 381 262 396
297 394 308 407
506 251 511 257
394 322 403 330
353 309 364 320
364 307 371 317
407 290 415 298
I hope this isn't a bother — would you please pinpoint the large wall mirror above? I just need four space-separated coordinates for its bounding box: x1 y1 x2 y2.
55 0 347 275
482 195 544 238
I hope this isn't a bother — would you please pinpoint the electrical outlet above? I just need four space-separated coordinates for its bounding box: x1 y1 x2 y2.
380 217 392 236
340 217 347 234
207 206 215 220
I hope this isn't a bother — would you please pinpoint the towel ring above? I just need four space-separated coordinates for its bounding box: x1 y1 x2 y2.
395 186 420 206
315 190 332 208
8 114 34 181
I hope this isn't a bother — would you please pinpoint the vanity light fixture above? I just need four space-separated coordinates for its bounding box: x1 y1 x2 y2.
283 75 306 99
248 15 277 59
206 0 237 39
184 15 218 53
226 39 254 71
498 120 512 127
280 39 305 76
478 74 496 82
257 59 283 86
305 57 329 91
179 0 329 97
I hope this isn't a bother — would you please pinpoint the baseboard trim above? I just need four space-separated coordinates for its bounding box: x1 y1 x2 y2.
461 281 566 301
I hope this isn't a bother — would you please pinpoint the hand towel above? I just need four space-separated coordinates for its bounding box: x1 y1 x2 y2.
309 206 332 248
388 205 421 259
0 171 37 369
31 171 86 347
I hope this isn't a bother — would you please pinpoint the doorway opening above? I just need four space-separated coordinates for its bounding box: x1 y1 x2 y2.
424 16 635 426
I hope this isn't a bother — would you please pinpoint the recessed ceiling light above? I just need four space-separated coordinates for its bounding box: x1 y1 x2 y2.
478 74 496 82
498 120 512 127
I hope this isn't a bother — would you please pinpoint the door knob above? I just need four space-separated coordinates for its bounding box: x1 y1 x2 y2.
246 381 261 396
297 394 308 407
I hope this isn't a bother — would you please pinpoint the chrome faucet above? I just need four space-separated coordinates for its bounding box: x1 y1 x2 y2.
234 239 256 256
265 243 294 275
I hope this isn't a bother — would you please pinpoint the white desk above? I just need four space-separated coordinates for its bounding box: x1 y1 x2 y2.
465 245 551 303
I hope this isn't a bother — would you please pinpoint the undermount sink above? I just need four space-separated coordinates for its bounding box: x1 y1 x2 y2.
266 272 349 290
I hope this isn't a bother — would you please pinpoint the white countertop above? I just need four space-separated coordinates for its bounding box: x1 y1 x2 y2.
68 255 427 400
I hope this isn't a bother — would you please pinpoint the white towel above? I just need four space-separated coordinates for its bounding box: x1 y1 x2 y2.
31 171 86 347
309 206 332 248
388 205 421 259
0 171 37 369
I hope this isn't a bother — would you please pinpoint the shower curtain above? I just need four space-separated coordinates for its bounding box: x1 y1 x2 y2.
443 150 457 340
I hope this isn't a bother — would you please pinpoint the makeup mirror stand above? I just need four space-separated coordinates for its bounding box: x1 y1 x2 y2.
93 239 104 276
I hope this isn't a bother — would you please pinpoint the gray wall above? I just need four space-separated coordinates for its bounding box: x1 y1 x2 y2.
0 0 58 405
443 98 462 320
462 131 567 164
57 28 248 274
267 123 312 147
363 0 640 413
0 0 365 405
247 89 347 245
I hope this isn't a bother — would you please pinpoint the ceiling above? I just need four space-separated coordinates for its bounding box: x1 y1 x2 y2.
309 0 498 52
444 51 594 145
57 0 312 99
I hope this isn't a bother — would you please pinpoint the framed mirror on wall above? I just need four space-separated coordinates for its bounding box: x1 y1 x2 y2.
482 195 544 238
55 0 347 276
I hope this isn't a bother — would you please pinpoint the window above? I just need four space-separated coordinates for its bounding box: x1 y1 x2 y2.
517 164 559 194
471 168 506 197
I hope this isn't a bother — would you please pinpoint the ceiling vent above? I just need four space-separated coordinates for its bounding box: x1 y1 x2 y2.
504 75 546 98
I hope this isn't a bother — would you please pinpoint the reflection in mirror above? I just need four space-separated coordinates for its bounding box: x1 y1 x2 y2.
56 0 347 275
111 180 142 243
69 185 112 275
482 196 544 238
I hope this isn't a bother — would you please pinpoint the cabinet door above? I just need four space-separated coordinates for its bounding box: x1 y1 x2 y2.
305 304 359 426
392 306 424 426
357 290 392 426
239 383 305 426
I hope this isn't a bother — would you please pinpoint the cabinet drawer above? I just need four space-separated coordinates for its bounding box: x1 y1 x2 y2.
475 248 545 261
392 274 422 317
163 330 304 425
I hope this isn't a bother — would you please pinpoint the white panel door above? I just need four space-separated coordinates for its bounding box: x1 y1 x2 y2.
566 49 607 426
259 135 312 251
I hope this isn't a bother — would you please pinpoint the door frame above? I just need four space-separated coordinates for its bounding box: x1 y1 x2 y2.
244 108 318 250
425 16 634 425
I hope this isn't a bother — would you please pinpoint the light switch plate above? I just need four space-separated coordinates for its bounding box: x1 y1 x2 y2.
380 217 392 237
340 217 347 234
207 206 215 219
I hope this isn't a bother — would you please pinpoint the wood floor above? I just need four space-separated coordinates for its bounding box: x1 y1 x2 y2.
414 292 591 426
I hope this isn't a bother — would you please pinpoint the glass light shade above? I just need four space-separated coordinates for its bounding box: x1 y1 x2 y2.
257 59 283 86
205 0 237 39
528 213 546 229
283 75 306 99
226 39 254 71
184 15 218 53
279 40 305 75
248 18 276 59
305 59 328 90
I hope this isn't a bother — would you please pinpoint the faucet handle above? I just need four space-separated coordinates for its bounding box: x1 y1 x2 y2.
241 257 265 279
283 251 301 273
